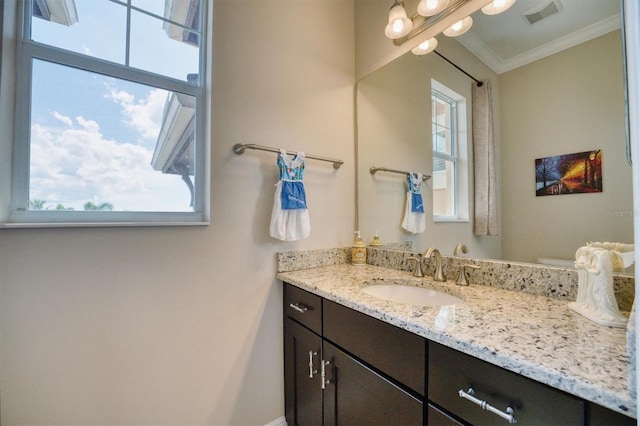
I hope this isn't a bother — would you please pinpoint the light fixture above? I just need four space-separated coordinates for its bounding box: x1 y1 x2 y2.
385 0 413 39
481 0 516 15
411 37 438 55
442 16 473 37
417 0 450 17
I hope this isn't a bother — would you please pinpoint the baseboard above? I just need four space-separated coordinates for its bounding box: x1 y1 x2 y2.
264 416 287 426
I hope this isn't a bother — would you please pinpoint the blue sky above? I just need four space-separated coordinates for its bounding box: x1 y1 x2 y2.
28 0 199 212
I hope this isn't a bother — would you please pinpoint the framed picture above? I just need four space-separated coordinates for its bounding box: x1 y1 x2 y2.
535 150 602 196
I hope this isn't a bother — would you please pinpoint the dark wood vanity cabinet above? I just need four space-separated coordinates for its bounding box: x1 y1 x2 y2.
283 282 636 426
284 283 423 425
284 284 324 425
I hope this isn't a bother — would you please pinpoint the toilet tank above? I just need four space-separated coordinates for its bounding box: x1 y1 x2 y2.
537 258 575 269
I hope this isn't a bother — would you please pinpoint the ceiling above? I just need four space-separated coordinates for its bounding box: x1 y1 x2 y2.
456 0 621 74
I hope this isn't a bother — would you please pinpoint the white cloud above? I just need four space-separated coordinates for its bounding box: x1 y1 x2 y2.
104 84 167 141
29 116 191 212
76 116 100 133
51 111 72 127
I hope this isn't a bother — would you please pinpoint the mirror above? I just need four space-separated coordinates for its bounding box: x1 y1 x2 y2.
356 0 633 269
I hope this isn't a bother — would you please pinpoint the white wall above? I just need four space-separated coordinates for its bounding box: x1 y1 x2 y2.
0 1 355 424
500 30 633 263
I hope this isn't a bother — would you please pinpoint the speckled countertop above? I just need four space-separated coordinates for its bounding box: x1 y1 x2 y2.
277 263 636 418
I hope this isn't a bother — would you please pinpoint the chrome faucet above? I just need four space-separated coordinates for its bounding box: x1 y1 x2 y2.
453 243 468 256
423 246 446 282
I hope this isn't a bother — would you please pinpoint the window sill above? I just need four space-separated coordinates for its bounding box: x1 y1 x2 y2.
0 221 210 229
433 217 470 223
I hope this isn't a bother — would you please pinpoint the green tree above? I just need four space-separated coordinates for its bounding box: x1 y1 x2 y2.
56 204 74 211
29 199 47 210
83 201 113 211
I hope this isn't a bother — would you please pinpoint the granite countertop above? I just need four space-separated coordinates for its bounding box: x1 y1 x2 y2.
277 263 636 418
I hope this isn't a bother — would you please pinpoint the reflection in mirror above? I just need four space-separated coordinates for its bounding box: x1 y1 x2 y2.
357 0 633 271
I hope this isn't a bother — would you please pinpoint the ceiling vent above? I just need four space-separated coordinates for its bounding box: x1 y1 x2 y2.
523 1 561 25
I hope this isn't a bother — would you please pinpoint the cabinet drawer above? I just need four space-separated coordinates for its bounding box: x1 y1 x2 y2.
428 341 584 425
284 283 322 334
323 299 425 395
586 401 635 425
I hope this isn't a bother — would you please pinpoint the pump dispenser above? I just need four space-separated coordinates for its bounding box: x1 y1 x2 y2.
369 231 383 247
352 231 367 266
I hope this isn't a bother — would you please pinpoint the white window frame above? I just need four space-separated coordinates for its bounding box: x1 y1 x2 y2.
3 0 210 227
431 79 469 223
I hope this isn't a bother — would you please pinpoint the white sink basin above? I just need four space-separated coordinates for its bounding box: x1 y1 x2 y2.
362 284 463 306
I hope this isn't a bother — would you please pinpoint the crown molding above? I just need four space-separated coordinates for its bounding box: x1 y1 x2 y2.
458 14 621 74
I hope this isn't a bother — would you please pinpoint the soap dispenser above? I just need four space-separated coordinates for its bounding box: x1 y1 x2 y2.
369 231 383 247
352 231 367 266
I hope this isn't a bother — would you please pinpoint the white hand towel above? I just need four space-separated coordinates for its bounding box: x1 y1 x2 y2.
401 172 426 234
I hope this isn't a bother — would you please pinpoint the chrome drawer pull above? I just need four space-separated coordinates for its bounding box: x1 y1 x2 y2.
289 302 308 313
458 388 517 424
308 351 318 378
320 360 331 389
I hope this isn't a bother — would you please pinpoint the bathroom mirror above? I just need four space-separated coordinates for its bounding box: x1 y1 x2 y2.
357 0 634 268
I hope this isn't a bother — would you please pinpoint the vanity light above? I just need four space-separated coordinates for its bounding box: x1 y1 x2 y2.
385 0 413 39
442 16 473 37
481 0 516 15
417 0 450 17
411 37 438 55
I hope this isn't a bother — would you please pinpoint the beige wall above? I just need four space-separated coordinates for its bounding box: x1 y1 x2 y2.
500 30 633 263
0 1 355 424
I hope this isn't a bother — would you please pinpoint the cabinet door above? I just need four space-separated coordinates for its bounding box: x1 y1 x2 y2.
322 341 423 426
427 404 464 426
284 318 323 426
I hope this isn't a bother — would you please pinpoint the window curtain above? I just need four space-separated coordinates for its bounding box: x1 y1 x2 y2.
472 79 498 236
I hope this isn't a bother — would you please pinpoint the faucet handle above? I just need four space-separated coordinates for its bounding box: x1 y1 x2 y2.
456 264 480 286
453 243 468 256
407 256 424 277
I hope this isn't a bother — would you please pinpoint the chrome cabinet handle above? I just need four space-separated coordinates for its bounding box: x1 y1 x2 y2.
458 388 517 424
289 302 308 313
320 360 331 389
308 351 318 378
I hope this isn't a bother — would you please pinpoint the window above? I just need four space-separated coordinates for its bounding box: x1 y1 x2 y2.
431 80 468 221
9 0 208 225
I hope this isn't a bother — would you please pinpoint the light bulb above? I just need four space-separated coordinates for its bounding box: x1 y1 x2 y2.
385 0 413 39
392 18 405 34
411 37 438 56
442 16 473 37
417 0 450 17
481 0 516 15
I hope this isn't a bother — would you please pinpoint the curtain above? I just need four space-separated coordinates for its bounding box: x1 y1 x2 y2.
472 79 498 236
